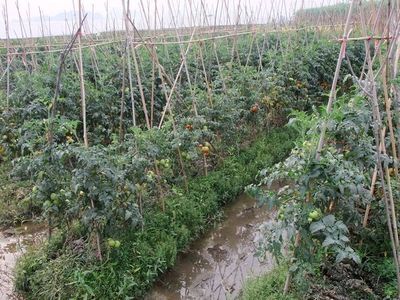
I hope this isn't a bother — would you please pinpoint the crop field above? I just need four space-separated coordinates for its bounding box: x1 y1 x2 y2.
0 0 399 299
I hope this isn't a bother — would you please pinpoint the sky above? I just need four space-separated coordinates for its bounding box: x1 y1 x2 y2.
0 0 346 38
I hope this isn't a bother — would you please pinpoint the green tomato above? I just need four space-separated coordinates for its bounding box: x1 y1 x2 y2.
107 239 116 247
50 193 58 201
308 209 322 221
114 240 121 248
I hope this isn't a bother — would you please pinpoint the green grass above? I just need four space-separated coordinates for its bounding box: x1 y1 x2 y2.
241 264 298 300
15 127 297 299
364 257 398 298
0 162 37 228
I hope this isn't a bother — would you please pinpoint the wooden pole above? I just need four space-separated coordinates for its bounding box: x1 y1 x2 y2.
285 1 356 295
4 1 10 109
77 0 89 148
359 1 400 291
119 46 127 142
122 0 137 127
158 28 197 129
315 0 356 161
48 15 88 145
125 2 151 130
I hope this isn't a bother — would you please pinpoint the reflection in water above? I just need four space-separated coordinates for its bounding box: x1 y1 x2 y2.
0 223 46 300
147 192 277 300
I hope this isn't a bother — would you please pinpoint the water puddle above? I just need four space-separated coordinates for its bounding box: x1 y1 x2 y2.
147 186 280 300
0 223 46 300
0 185 282 300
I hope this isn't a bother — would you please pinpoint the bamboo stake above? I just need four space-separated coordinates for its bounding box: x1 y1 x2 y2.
157 27 197 129
119 46 127 142
77 0 89 148
315 0 356 161
166 0 196 103
187 0 223 95
381 62 399 177
4 1 10 109
245 32 256 67
38 7 47 44
122 0 137 127
198 43 213 107
153 162 165 211
76 1 102 260
230 0 243 67
198 0 227 93
127 6 151 130
150 0 157 127
367 66 400 294
153 2 191 189
48 15 88 145
125 16 183 103
15 0 28 69
26 3 37 71
389 2 400 161
284 1 357 295
359 1 400 291
362 129 384 229
3 24 355 56
129 4 152 129
203 154 208 176
105 0 109 33
139 0 160 128
155 54 190 191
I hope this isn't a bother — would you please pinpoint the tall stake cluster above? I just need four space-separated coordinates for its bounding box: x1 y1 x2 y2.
312 0 400 294
2 0 399 294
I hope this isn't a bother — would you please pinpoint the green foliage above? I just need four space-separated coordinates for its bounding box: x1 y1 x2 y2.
247 93 379 283
14 127 296 299
363 257 398 298
0 32 365 162
241 264 298 300
0 162 37 227
1 29 366 300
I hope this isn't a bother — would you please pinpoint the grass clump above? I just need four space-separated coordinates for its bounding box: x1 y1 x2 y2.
0 162 37 228
241 264 298 300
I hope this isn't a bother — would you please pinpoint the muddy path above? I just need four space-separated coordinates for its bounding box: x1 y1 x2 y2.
0 223 46 300
147 192 277 300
